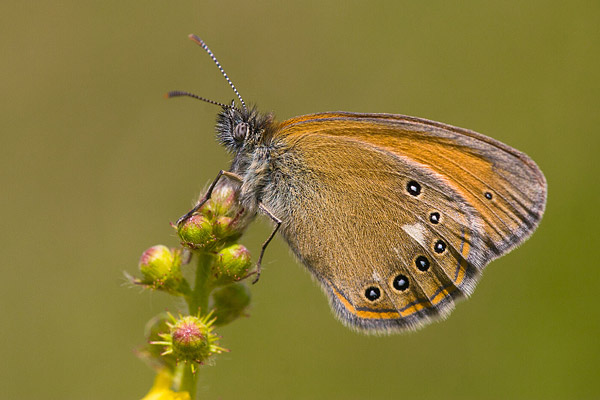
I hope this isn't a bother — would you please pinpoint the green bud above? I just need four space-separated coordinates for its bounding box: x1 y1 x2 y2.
136 313 177 370
211 244 252 285
177 214 216 251
204 183 237 218
210 283 251 326
139 245 173 278
213 215 243 242
138 245 186 294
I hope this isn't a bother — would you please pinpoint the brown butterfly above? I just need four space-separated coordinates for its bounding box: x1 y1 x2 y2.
172 35 547 334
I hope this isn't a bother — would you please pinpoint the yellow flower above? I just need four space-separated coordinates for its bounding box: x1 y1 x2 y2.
141 369 191 400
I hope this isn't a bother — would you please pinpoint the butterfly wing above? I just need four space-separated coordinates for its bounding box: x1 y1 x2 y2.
260 112 546 333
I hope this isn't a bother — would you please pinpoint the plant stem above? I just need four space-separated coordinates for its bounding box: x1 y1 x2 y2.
174 363 197 399
178 252 214 398
188 252 213 315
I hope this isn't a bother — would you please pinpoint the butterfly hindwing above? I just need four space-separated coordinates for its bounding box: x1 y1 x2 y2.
258 112 546 333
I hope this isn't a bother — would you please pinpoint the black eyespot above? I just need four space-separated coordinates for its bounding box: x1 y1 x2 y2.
434 240 446 254
365 286 381 301
393 274 410 291
407 181 421 196
429 212 440 224
485 191 493 200
415 256 430 271
233 122 249 142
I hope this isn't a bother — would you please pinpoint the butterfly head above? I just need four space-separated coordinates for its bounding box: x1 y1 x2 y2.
215 104 275 154
167 35 277 160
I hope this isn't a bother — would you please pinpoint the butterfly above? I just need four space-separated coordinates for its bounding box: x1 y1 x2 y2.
171 35 547 334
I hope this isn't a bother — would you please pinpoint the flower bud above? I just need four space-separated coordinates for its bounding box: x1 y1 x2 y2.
136 313 177 370
138 245 186 294
211 244 252 285
213 215 243 242
177 214 216 251
204 183 237 218
211 283 251 326
171 316 211 362
152 313 228 369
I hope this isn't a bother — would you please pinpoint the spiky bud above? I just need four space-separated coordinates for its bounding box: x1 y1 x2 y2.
152 313 228 370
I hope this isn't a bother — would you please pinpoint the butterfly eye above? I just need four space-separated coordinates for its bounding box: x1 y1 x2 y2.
233 122 249 142
364 286 381 301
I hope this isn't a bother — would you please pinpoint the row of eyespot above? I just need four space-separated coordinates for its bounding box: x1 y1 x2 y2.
362 181 493 301
363 180 448 302
364 180 493 301
364 240 446 302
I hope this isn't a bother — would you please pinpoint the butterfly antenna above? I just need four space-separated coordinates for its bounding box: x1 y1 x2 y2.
188 34 247 112
165 90 231 109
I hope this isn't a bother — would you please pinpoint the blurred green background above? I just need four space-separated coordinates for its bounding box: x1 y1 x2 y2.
2 1 598 399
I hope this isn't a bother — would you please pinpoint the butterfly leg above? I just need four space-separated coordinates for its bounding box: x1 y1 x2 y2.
176 170 243 226
252 203 282 284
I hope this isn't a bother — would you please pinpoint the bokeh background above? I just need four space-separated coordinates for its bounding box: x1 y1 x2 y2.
2 1 598 399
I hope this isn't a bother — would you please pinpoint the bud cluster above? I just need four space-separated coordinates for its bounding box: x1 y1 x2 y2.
133 180 254 385
177 183 248 252
176 183 254 285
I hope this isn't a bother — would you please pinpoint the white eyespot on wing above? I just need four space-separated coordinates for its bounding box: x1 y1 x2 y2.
402 223 428 248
